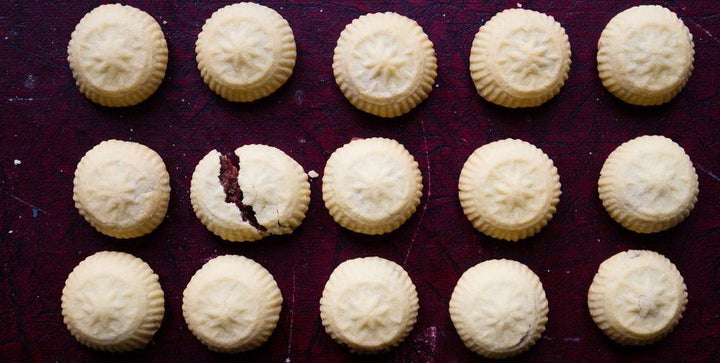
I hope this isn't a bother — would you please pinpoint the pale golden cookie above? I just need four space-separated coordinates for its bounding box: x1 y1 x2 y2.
196 2 296 102
61 251 165 352
73 140 170 239
470 8 571 108
588 250 687 345
459 139 561 241
322 138 423 235
183 255 282 352
449 259 548 358
320 257 418 353
598 135 698 233
333 12 437 117
68 4 168 106
597 5 694 105
190 144 310 242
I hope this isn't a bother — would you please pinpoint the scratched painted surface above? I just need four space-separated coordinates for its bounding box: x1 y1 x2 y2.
1 1 719 362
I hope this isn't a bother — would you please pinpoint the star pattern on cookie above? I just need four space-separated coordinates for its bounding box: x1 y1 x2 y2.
81 29 142 87
348 162 405 210
76 278 135 336
616 268 677 324
483 162 543 219
195 282 255 337
213 23 269 81
355 35 413 93
339 287 400 340
625 27 683 87
88 166 148 215
624 153 690 211
473 286 531 341
498 30 559 86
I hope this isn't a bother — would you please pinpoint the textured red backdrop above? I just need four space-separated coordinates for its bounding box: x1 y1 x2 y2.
2 1 719 362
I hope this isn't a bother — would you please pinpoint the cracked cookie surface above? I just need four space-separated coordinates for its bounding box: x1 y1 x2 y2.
190 144 310 242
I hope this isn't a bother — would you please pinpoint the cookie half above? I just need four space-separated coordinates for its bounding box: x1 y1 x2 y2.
597 5 694 105
73 140 171 239
190 144 310 242
322 138 423 234
449 259 548 358
67 4 168 106
588 250 687 345
470 8 571 108
320 257 419 353
598 135 698 233
196 2 296 102
183 255 282 352
459 139 561 241
61 251 165 352
333 12 437 117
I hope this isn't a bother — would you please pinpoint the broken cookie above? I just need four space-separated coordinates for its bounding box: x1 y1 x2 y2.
190 144 310 242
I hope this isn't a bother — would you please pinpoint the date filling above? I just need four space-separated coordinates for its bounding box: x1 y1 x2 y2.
219 154 267 233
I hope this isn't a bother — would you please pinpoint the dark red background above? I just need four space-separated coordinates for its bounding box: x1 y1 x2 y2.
2 1 719 362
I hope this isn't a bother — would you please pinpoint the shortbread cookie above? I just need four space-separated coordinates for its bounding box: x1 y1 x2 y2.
183 255 282 352
61 251 165 352
598 135 698 233
459 139 561 241
73 140 171 239
598 5 694 105
196 2 296 102
588 250 687 345
322 138 423 234
449 259 548 358
333 12 437 117
320 257 418 353
191 144 310 242
470 8 571 108
68 4 167 106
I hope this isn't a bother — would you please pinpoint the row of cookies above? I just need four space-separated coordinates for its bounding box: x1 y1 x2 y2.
67 3 694 113
61 248 687 357
73 135 698 243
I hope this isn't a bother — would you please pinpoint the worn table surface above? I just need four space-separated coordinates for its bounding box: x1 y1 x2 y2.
2 1 719 362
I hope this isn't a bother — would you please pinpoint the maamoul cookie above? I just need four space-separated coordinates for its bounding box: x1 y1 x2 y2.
597 5 694 105
61 251 165 352
588 250 687 345
333 12 437 117
73 139 171 239
598 135 698 233
459 139 561 241
68 4 168 107
322 138 423 234
470 8 571 108
320 257 418 353
182 255 282 352
196 2 296 102
449 259 548 358
190 144 310 242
